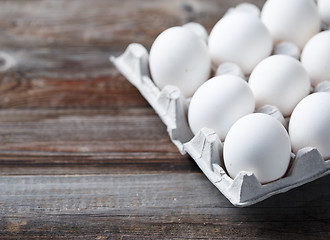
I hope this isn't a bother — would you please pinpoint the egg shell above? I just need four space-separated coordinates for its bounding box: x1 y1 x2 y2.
208 12 272 74
224 113 291 184
188 75 255 141
149 26 211 98
261 0 321 49
234 3 261 17
301 31 330 87
289 92 330 159
318 0 330 25
182 22 208 42
249 55 311 116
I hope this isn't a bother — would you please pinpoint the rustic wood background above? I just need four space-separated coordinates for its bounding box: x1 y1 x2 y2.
0 0 329 239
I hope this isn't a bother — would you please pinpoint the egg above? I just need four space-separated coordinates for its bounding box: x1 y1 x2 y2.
289 92 330 159
182 22 208 42
208 12 272 75
224 113 291 184
261 0 321 49
188 75 255 141
233 3 261 17
301 31 330 87
249 55 311 116
318 0 330 25
149 26 211 98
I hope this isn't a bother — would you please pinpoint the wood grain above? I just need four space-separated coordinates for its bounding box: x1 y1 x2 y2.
0 0 329 239
0 174 329 239
0 0 265 109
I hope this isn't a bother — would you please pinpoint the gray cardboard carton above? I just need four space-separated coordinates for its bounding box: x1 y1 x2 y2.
110 43 330 207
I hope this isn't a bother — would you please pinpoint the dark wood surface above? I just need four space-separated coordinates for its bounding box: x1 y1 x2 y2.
0 0 329 239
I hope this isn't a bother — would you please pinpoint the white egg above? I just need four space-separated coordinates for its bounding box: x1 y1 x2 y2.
188 75 255 141
224 113 291 184
261 0 321 49
318 0 330 25
249 55 311 116
234 3 261 17
149 27 211 98
182 22 208 42
301 31 330 87
289 92 330 159
208 12 272 75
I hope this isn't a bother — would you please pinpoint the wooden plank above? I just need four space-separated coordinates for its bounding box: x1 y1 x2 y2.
0 69 149 108
0 109 197 174
0 174 329 239
0 0 266 49
0 0 265 109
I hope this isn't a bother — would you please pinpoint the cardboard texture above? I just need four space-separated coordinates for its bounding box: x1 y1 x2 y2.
110 43 330 207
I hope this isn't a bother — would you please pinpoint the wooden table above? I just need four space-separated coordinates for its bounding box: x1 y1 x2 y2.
0 0 329 239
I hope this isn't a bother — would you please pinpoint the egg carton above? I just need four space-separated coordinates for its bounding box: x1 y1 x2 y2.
110 43 330 207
